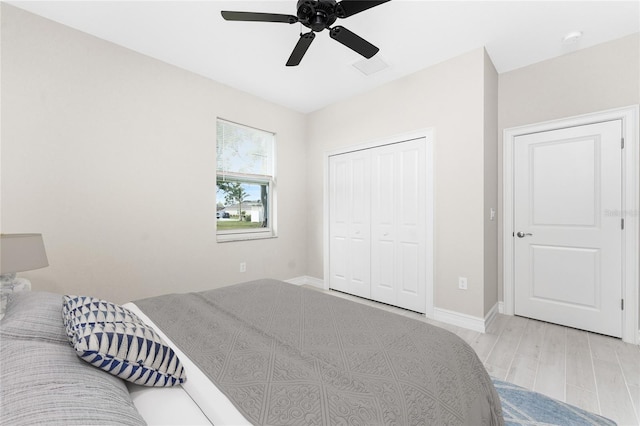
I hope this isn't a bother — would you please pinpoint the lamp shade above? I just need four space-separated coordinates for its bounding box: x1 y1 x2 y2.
0 234 49 274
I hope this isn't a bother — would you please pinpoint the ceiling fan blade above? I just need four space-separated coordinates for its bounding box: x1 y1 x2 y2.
286 32 316 66
336 0 391 18
329 26 379 58
221 11 298 24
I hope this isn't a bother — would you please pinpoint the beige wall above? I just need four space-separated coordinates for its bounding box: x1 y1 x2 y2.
5 3 635 321
1 5 308 303
307 48 498 319
499 34 639 130
497 33 640 302
483 50 499 315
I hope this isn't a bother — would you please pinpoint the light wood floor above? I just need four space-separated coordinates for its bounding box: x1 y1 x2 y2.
307 286 640 426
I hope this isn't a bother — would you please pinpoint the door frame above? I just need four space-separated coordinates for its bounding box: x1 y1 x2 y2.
323 129 435 318
503 105 639 344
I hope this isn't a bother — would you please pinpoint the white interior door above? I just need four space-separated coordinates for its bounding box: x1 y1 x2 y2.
371 139 426 313
329 151 371 299
514 120 623 337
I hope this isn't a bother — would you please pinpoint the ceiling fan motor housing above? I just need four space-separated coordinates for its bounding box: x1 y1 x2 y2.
296 0 338 32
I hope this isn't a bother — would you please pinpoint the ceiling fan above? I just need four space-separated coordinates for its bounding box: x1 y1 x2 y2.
221 0 391 66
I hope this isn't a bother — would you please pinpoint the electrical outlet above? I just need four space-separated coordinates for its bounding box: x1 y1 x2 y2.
240 262 246 273
458 277 468 290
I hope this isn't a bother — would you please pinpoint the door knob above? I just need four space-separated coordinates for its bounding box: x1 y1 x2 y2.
516 231 533 238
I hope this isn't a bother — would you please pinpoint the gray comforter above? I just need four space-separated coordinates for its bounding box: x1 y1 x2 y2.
135 279 503 425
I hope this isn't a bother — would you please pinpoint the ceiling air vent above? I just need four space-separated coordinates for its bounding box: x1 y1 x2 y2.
352 55 388 76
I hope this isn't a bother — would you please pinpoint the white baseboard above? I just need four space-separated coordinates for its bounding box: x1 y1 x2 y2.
498 301 504 314
286 277 502 335
284 277 305 286
284 276 325 289
433 307 486 333
433 302 500 334
485 302 500 332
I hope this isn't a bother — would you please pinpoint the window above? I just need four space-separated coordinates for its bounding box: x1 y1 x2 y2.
216 119 276 241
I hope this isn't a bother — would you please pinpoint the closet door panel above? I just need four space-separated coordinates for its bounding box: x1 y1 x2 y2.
348 155 371 298
371 147 396 304
370 139 426 313
330 137 426 313
396 142 426 313
400 242 419 295
329 151 371 299
329 157 350 293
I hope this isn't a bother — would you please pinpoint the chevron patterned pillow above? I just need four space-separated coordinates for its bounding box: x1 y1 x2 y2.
63 295 142 338
63 295 186 387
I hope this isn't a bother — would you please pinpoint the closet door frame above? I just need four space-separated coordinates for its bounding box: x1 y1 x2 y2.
323 129 435 317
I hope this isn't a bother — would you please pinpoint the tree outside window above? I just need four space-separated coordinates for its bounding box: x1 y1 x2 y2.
216 119 275 240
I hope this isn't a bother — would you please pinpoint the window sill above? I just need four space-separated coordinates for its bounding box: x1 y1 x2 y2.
216 232 277 243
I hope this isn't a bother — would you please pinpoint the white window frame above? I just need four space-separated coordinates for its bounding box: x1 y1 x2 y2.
216 119 277 242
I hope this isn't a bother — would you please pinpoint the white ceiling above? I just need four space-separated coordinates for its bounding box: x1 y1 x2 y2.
8 1 640 113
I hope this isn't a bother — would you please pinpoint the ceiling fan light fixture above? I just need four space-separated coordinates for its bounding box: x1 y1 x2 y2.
310 12 329 31
353 55 388 76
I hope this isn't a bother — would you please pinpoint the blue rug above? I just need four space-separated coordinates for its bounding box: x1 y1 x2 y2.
492 379 616 426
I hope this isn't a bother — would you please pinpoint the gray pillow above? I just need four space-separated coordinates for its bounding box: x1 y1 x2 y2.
0 338 146 426
0 291 67 344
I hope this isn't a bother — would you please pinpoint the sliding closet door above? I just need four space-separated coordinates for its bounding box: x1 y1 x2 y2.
371 139 426 313
329 151 371 299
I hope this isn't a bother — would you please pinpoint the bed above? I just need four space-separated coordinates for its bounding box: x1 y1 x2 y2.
0 279 616 425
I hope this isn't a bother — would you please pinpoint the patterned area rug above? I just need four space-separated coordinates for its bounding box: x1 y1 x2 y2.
492 379 616 425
